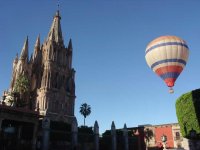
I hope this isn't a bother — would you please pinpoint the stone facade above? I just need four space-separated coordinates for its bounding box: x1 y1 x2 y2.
8 10 76 124
171 124 189 149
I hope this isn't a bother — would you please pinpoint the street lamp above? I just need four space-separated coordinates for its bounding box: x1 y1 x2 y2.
161 134 167 150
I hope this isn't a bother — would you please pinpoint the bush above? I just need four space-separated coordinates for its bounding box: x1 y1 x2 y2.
176 89 200 138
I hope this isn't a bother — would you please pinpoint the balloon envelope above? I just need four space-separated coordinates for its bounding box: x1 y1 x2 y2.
145 35 189 89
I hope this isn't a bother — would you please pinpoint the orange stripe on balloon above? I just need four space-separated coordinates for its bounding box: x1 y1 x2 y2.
155 66 183 76
147 35 184 50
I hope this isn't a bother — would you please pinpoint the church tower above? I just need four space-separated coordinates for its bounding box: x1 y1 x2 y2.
36 10 76 123
10 10 76 124
10 37 30 90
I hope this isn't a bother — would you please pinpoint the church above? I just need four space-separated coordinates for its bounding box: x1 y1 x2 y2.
10 10 76 123
0 10 77 150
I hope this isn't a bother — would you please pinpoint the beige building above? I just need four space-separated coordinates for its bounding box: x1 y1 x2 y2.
171 124 189 149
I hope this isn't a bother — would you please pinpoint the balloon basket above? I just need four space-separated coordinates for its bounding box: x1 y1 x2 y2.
169 87 174 94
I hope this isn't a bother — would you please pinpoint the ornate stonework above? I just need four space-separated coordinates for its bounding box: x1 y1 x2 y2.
9 10 76 124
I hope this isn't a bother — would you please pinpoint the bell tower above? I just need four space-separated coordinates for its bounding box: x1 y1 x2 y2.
34 10 76 123
8 9 76 124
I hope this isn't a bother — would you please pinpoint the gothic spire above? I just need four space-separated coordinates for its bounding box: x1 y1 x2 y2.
12 53 18 69
14 53 18 64
47 10 63 44
33 35 40 59
68 38 73 50
20 36 29 62
35 34 40 48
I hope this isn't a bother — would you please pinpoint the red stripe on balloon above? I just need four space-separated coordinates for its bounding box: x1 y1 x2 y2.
155 66 183 76
164 78 176 87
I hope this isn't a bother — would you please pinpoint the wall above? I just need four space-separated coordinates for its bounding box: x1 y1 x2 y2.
154 125 174 148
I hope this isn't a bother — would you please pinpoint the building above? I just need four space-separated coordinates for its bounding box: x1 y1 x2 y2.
100 123 190 150
0 9 77 150
4 10 76 124
144 123 189 149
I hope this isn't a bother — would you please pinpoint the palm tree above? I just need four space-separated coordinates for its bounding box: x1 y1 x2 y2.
144 128 153 150
79 103 91 126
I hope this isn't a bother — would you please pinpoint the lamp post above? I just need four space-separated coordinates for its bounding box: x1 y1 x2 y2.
189 128 197 150
161 134 167 150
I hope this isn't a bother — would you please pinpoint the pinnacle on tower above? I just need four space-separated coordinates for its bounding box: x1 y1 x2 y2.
67 39 73 69
47 10 63 44
32 35 41 61
20 36 29 62
35 34 40 48
68 38 73 50
14 53 18 64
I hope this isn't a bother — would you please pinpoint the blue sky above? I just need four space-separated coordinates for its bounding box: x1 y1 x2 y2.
1 0 200 133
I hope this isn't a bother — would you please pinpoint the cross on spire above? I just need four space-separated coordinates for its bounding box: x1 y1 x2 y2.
57 0 60 11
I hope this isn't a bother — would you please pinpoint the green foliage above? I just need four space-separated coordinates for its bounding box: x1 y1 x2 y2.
102 130 111 136
14 74 30 93
4 91 26 107
144 128 153 143
15 92 27 107
176 89 200 138
13 74 30 107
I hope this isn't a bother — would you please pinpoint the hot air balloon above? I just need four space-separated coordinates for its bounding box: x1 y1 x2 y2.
145 35 189 93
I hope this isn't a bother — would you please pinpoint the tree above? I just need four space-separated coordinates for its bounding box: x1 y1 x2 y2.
144 128 153 150
79 103 91 126
13 74 30 107
14 74 30 94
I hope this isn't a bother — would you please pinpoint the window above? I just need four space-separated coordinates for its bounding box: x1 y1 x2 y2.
175 132 180 140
